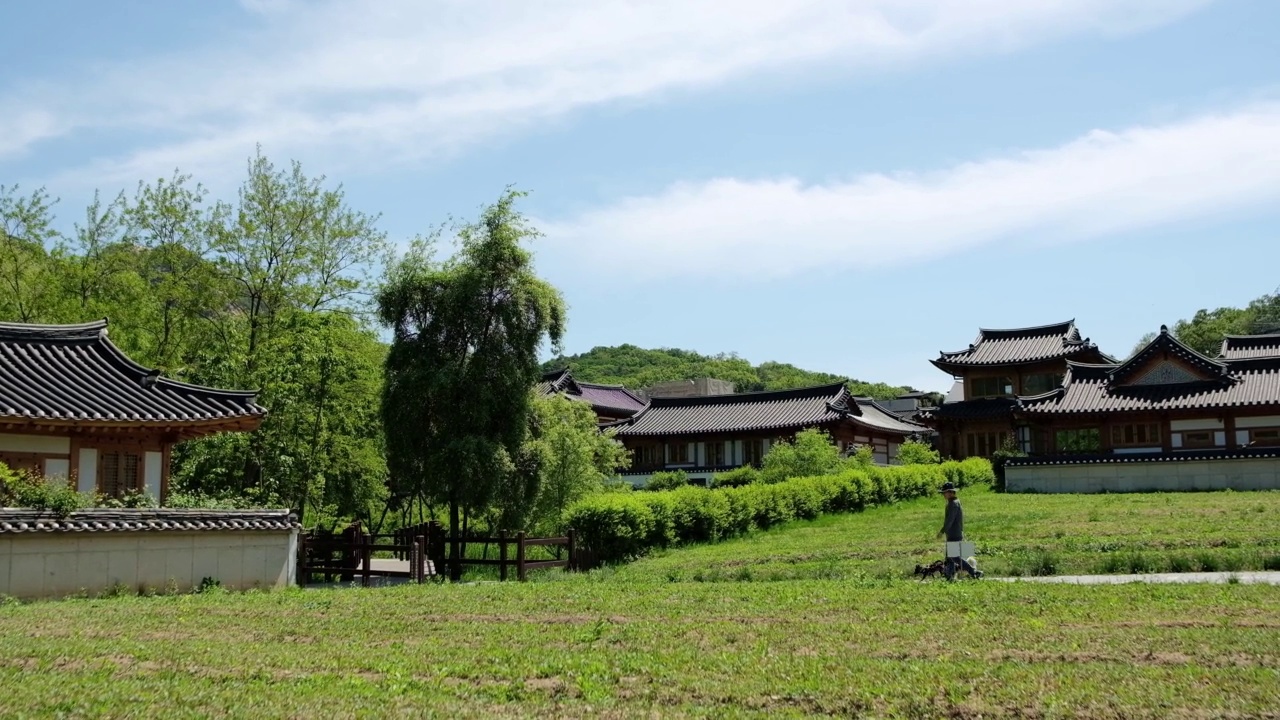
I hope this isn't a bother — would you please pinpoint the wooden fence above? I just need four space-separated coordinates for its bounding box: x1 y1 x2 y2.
297 521 579 586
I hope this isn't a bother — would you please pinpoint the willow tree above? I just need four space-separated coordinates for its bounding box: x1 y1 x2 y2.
378 190 565 578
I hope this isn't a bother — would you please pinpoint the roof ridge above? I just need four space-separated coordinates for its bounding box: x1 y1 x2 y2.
976 319 1075 338
645 381 847 407
0 318 109 341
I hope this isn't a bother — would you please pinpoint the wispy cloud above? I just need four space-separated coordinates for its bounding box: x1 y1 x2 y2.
542 103 1280 280
4 0 1213 186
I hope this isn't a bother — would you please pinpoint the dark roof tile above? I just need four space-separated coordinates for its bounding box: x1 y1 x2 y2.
1220 334 1280 361
0 320 265 433
932 320 1110 368
539 369 645 417
611 383 927 437
0 508 297 534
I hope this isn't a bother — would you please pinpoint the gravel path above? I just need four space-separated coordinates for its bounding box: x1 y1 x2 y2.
995 571 1280 585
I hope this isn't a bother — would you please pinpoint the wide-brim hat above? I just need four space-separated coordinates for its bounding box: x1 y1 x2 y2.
939 482 958 493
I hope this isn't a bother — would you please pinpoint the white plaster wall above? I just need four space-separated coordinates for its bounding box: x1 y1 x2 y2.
1170 418 1224 431
1007 458 1280 493
77 448 98 493
44 458 70 480
144 452 163 499
0 433 71 454
1236 416 1280 428
0 531 297 600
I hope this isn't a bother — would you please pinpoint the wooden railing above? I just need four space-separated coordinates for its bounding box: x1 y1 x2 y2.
297 521 579 585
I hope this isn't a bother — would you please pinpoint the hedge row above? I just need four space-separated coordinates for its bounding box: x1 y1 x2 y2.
565 458 994 563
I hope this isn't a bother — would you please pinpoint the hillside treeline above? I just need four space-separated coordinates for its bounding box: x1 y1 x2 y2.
544 345 910 398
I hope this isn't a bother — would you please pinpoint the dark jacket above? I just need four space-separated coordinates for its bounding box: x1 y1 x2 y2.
941 498 964 542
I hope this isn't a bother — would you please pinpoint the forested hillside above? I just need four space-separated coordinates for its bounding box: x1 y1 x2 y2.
543 344 910 398
1132 288 1280 357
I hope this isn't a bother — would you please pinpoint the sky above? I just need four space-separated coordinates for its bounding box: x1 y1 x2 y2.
3 0 1279 393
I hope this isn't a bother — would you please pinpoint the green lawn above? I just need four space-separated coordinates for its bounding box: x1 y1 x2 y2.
604 486 1280 582
3 488 1280 718
1 581 1279 718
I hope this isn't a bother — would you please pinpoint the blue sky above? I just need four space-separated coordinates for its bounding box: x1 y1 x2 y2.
3 0 1279 392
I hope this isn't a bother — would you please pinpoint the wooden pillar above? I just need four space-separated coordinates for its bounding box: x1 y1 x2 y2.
1161 414 1173 454
517 531 527 582
1225 414 1238 449
567 528 577 572
499 529 508 582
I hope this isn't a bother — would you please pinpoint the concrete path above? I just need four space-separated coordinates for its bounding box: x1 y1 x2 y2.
995 571 1280 585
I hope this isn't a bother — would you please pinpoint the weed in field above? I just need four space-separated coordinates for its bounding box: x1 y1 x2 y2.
1167 555 1194 573
1263 555 1280 571
1196 553 1222 572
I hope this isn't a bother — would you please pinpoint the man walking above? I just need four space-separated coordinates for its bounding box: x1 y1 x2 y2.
938 481 982 580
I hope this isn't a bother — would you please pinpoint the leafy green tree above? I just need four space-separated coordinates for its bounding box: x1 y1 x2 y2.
895 439 940 465
0 185 61 323
378 189 566 577
759 429 843 483
1173 307 1252 357
516 394 630 533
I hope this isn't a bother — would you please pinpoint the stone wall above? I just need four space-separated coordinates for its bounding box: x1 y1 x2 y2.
0 509 297 600
1006 457 1280 493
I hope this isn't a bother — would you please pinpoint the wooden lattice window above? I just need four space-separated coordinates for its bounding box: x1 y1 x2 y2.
1111 423 1162 447
100 451 142 498
705 441 725 466
743 440 764 467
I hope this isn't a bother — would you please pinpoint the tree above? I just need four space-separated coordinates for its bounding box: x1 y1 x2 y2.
518 394 629 533
896 439 940 465
378 189 566 578
0 185 60 323
759 428 843 483
1172 307 1252 357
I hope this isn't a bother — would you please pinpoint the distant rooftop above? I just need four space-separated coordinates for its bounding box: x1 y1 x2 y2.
932 319 1111 371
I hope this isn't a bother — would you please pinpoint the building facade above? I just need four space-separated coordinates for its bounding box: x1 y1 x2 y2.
0 320 265 502
924 320 1113 458
607 382 930 486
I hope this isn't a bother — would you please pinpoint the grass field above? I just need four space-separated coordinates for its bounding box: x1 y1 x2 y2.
603 486 1280 582
2 581 1279 718
3 488 1280 718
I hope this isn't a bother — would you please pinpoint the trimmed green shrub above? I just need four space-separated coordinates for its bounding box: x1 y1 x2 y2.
645 470 689 491
0 463 94 517
565 457 994 563
896 439 941 465
711 465 759 488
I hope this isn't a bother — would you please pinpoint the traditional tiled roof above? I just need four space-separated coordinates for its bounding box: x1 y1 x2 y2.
539 369 646 417
1005 447 1280 467
1109 325 1229 385
932 320 1109 370
609 383 928 437
0 320 265 436
922 397 1018 421
1018 356 1280 415
0 508 298 534
1219 334 1280 361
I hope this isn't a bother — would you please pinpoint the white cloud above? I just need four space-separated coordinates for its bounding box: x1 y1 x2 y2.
3 0 1213 185
542 103 1280 280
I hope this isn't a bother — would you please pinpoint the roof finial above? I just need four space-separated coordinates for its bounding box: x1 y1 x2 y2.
1159 324 1169 335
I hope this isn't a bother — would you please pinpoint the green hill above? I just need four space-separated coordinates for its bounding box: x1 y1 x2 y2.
542 344 910 398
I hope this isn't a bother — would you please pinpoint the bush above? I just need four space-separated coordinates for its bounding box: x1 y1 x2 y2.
711 465 759 488
759 429 843 484
989 435 1027 492
564 457 994 563
896 439 940 465
0 464 94 517
644 470 689 492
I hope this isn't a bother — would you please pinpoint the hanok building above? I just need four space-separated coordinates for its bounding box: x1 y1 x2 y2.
925 320 1113 458
1003 327 1280 491
607 382 930 486
0 320 266 502
538 369 646 424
